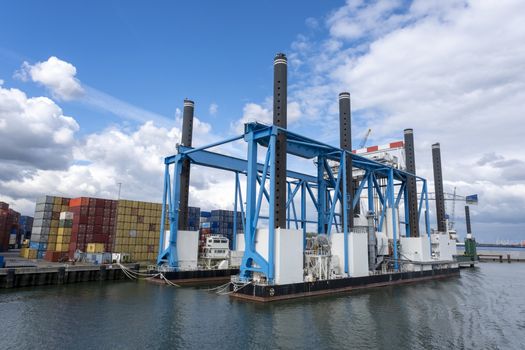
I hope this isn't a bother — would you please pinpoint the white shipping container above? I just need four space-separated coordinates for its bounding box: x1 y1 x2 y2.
254 228 303 285
331 231 370 277
177 230 199 270
400 236 431 262
59 212 74 220
235 233 245 251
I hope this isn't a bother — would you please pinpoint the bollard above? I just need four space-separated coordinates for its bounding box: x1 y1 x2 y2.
57 267 66 284
507 254 511 263
6 269 15 288
99 265 107 281
499 255 503 263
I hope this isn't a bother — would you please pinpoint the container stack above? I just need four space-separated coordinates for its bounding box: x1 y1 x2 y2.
200 211 211 226
18 216 34 240
113 200 168 262
188 206 201 231
68 197 117 257
44 211 73 262
55 212 73 253
30 196 70 258
0 202 11 252
210 210 244 249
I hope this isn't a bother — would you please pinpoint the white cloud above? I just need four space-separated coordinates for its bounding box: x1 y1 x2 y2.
209 102 218 116
16 56 84 100
234 99 302 134
82 86 172 126
282 0 525 241
0 83 79 172
16 56 174 126
0 118 230 212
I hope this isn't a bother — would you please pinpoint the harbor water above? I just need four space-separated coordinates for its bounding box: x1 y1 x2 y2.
1 263 524 349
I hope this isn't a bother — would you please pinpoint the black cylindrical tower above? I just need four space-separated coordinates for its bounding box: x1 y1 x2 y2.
339 92 354 229
432 143 446 232
273 53 287 228
404 129 419 237
465 205 472 234
178 99 194 230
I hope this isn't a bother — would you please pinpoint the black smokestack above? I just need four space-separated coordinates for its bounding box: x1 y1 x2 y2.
178 99 194 230
273 53 287 228
432 143 446 232
404 129 419 237
465 205 472 234
339 92 354 229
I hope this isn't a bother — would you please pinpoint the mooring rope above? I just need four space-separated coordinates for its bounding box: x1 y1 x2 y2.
209 280 252 296
117 263 180 287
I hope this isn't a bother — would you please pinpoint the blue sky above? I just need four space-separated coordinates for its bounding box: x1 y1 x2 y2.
1 0 524 243
0 1 339 135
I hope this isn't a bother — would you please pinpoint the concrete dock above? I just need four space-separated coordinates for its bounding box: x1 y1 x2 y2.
0 251 138 289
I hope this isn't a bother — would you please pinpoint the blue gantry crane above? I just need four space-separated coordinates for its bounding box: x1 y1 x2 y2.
157 54 431 285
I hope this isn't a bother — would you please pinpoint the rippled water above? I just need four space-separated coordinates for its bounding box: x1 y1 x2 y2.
1 263 524 349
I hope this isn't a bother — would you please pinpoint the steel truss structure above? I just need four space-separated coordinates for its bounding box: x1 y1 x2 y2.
157 122 430 283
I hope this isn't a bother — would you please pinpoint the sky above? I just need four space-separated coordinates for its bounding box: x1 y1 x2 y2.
0 0 524 243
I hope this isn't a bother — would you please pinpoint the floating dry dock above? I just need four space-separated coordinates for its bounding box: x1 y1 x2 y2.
231 266 460 302
153 52 472 300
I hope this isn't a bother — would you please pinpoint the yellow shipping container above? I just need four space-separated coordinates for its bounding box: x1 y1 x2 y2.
87 243 105 253
28 249 38 259
20 247 29 258
57 235 70 244
56 243 69 252
57 227 71 235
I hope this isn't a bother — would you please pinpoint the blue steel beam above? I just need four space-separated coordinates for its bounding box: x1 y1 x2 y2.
174 146 318 184
327 152 344 235
388 168 399 271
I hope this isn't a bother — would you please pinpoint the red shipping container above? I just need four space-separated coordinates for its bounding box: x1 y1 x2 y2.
93 225 102 234
69 198 82 207
95 199 105 208
93 234 107 243
88 207 96 216
45 251 67 262
81 197 89 206
94 207 103 216
93 216 102 225
79 224 87 234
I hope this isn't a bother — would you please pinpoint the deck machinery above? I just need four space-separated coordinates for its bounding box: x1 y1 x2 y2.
156 53 459 298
